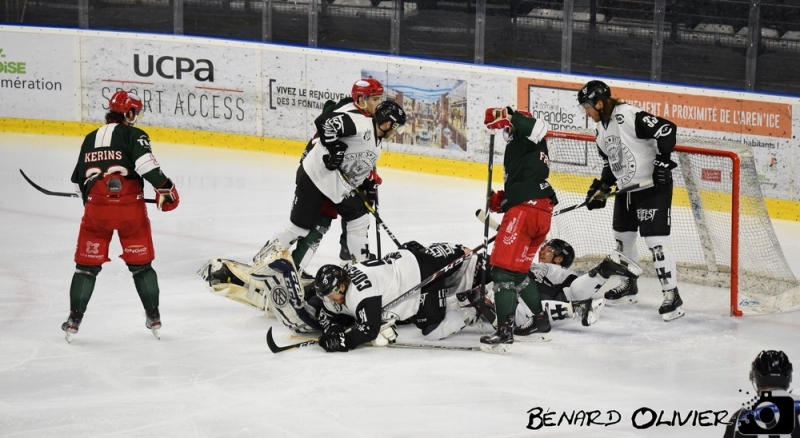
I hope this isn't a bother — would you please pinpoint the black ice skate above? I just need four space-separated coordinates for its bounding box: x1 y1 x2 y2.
571 298 605 326
61 310 84 343
604 276 639 305
145 307 162 339
480 323 514 354
339 246 352 264
513 310 552 342
659 288 685 322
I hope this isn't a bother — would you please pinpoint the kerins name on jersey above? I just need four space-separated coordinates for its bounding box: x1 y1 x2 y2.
85 150 123 162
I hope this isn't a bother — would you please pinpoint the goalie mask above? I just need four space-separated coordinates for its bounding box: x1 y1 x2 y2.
750 350 793 390
577 80 611 108
108 90 144 125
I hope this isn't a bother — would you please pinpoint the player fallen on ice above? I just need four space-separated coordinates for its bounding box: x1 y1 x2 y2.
312 241 495 353
513 239 643 329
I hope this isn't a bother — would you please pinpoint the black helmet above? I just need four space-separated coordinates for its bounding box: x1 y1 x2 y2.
750 350 793 390
546 239 575 268
314 265 348 298
577 80 611 107
374 100 407 129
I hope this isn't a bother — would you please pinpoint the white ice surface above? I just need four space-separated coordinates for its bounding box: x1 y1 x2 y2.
1 133 799 437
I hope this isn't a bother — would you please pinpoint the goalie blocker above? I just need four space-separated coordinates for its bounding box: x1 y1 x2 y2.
197 248 321 333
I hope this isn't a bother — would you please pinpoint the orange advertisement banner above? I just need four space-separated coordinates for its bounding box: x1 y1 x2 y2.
517 78 792 138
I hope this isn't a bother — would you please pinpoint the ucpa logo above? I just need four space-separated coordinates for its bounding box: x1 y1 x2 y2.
133 54 214 82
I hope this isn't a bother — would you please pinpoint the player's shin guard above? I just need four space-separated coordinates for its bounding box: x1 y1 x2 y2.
291 215 332 272
70 264 101 313
129 263 160 310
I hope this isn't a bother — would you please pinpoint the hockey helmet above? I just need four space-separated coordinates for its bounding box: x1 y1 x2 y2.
351 78 384 107
314 264 348 298
374 100 406 132
750 350 793 390
545 238 575 268
577 80 611 108
109 90 144 125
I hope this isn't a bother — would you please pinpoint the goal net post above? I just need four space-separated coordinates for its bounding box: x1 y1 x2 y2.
543 130 800 316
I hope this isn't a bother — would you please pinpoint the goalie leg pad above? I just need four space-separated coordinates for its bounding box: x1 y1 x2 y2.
254 255 320 333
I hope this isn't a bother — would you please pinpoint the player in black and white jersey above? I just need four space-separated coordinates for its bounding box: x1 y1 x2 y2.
313 242 492 352
514 239 643 328
253 98 406 266
578 80 684 321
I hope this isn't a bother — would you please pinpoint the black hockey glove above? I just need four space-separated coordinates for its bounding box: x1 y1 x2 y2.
319 330 349 353
652 155 677 188
322 141 347 171
359 177 379 206
585 179 612 210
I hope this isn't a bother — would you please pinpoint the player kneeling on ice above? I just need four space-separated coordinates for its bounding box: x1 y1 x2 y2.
313 242 495 353
514 239 643 329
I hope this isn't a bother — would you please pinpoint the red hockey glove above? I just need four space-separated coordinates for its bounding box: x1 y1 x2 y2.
489 190 505 213
155 179 180 212
484 107 513 130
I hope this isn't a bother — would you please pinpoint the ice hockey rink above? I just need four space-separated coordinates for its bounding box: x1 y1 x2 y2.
2 132 799 437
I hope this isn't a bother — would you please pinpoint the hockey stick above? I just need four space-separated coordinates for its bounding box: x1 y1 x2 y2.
289 334 483 352
480 133 495 313
266 236 497 353
552 179 654 217
338 171 402 247
20 169 157 204
475 209 501 231
375 190 382 259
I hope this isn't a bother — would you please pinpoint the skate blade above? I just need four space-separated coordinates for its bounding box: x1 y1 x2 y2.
479 343 512 354
150 328 161 340
64 332 73 343
513 334 552 343
604 296 637 306
662 307 685 322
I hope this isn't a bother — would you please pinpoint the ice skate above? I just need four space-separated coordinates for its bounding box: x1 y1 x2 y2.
253 240 286 264
339 246 352 265
145 308 162 339
572 298 605 326
604 276 639 305
659 288 685 322
197 258 240 287
513 310 552 342
589 251 643 279
479 323 513 354
61 311 84 343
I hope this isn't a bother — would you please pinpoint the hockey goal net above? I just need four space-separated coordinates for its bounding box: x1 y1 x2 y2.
543 130 800 316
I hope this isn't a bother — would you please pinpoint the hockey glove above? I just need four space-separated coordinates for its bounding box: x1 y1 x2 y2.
319 330 349 353
155 179 180 212
489 190 505 213
585 179 612 210
652 155 677 188
484 107 513 130
373 320 398 347
359 169 382 206
322 141 347 171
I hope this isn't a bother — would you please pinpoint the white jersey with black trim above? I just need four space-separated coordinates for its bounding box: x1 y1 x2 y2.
303 102 382 203
594 103 658 190
342 250 422 322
